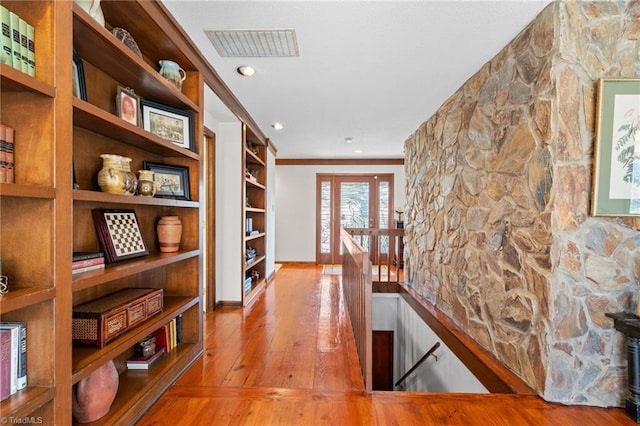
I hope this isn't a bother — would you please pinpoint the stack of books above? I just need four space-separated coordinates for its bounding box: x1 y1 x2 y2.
126 347 165 370
0 5 35 76
72 251 105 274
151 315 182 356
0 322 26 401
0 124 14 183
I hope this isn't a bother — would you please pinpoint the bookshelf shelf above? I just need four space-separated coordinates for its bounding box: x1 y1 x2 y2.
245 148 265 166
71 295 198 384
245 178 265 190
245 255 266 271
73 189 199 208
72 99 200 161
0 386 55 421
0 63 55 97
0 287 55 314
72 250 200 292
244 278 266 305
245 232 266 242
0 183 56 199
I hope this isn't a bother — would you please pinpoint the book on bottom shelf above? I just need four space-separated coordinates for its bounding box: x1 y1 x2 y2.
151 316 183 354
0 329 11 401
126 347 166 370
0 322 26 396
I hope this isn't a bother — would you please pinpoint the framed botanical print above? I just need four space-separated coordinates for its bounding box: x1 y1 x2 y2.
591 78 640 216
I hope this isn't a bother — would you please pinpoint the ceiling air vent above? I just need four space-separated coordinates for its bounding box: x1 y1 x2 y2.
205 29 299 57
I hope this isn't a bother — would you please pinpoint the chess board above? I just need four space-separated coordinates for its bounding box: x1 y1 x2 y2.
92 209 149 263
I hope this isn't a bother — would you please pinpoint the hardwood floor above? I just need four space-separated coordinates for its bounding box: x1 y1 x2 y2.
137 264 634 425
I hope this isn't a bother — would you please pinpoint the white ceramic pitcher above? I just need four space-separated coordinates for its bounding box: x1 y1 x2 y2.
158 60 187 91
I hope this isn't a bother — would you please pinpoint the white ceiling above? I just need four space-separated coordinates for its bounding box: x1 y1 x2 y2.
162 0 552 159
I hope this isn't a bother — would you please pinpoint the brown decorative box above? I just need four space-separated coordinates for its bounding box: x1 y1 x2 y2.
72 288 163 348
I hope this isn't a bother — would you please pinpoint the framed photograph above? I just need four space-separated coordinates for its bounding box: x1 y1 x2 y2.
92 209 149 263
72 49 87 101
140 99 195 151
142 161 191 200
116 87 140 126
591 78 640 216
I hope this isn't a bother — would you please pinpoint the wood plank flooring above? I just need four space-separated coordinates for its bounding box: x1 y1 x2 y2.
137 264 635 425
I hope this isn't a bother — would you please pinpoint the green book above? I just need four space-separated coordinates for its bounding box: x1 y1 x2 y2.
0 6 11 65
18 17 28 73
26 22 34 76
9 11 20 70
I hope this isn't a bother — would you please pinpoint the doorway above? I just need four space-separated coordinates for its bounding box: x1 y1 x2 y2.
316 174 393 265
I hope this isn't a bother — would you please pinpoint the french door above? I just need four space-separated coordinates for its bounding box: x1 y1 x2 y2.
317 174 393 265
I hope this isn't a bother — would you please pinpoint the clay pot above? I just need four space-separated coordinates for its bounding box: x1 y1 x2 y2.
97 154 137 196
137 170 158 197
72 360 119 423
157 216 182 252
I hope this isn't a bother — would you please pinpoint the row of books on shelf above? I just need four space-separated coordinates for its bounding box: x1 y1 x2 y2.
0 5 35 76
0 322 26 401
0 124 14 184
126 316 182 370
72 251 105 274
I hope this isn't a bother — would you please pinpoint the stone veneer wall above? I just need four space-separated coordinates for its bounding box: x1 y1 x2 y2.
403 1 640 407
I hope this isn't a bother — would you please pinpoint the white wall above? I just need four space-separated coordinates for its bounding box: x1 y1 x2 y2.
215 122 243 302
372 294 488 393
275 164 405 262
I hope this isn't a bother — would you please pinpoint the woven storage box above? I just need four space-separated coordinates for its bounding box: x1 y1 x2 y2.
72 288 163 348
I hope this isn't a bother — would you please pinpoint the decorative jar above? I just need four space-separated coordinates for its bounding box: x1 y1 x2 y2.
157 216 182 253
97 154 137 196
137 170 158 197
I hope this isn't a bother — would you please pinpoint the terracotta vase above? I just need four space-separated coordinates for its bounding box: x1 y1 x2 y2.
157 216 182 252
97 154 137 196
72 360 119 423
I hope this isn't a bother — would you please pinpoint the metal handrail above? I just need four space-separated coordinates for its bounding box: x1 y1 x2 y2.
395 341 441 388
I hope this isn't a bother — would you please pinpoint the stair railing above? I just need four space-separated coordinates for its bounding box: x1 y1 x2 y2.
395 341 441 389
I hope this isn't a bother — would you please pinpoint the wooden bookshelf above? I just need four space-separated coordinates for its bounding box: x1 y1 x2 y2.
242 125 268 306
1 1 206 423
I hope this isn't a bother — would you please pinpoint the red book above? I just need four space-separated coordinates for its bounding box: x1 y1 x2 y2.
72 256 105 270
0 329 12 401
152 326 168 353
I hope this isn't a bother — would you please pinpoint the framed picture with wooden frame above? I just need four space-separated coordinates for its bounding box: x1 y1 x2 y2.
116 86 140 126
92 209 149 263
591 78 640 216
142 161 191 200
140 99 195 151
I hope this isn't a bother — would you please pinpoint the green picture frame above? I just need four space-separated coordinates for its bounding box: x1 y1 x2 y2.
591 78 640 216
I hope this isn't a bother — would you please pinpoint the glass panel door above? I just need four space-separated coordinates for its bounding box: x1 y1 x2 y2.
317 174 393 265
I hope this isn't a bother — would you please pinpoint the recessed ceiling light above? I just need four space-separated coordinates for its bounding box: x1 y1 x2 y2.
272 122 283 130
354 149 363 154
236 65 255 77
345 137 353 144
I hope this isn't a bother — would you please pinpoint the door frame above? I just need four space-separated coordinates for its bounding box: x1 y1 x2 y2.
204 127 216 311
316 173 394 265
